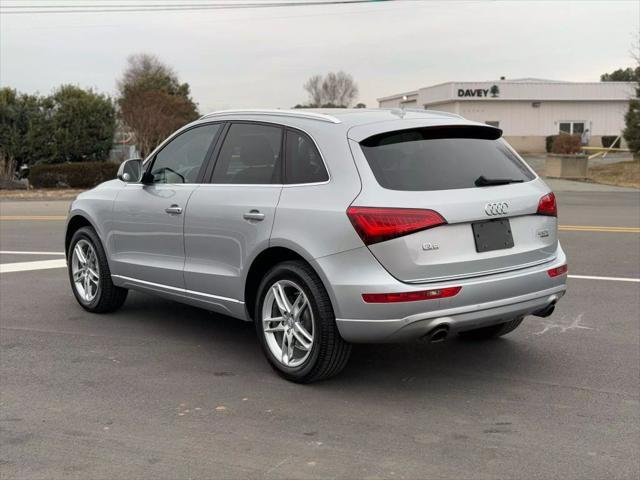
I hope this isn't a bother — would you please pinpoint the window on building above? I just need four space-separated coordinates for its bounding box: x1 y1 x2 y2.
558 121 586 135
572 123 585 135
485 121 500 128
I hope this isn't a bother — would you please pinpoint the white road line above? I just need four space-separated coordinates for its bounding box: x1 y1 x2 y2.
0 250 65 256
568 274 640 283
0 259 67 273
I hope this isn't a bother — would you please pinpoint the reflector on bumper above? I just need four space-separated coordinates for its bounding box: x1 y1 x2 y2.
362 286 462 303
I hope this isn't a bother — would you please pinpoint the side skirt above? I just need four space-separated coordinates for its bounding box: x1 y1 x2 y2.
111 274 249 321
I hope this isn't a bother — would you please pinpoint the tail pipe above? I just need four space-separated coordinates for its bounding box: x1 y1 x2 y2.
423 325 450 343
533 301 556 318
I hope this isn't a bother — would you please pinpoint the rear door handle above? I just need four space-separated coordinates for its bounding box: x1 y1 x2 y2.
165 204 183 215
243 210 265 221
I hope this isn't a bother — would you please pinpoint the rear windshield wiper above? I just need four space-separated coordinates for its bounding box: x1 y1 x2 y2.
474 175 524 187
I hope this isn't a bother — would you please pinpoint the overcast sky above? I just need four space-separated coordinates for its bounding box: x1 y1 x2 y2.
1 0 638 112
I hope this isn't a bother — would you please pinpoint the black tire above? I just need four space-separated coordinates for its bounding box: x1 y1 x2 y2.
67 226 128 313
255 260 351 383
458 317 524 340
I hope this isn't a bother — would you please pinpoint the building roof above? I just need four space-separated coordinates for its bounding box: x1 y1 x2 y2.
378 79 636 104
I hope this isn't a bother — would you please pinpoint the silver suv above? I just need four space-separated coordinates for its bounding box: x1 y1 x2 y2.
65 109 567 382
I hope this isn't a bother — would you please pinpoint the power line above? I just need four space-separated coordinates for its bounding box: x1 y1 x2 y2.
1 0 401 15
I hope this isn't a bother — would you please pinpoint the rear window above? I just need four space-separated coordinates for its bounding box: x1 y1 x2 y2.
360 126 534 191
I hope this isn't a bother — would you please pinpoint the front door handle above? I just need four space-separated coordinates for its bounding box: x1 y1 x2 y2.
165 204 183 215
243 210 265 221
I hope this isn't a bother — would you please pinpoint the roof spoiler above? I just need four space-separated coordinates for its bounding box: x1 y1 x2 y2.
360 124 503 147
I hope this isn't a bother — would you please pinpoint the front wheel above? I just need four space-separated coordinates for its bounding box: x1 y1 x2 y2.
255 261 351 383
68 226 128 313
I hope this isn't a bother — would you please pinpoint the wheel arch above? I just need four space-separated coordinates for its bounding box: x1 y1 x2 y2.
65 214 98 258
243 245 336 321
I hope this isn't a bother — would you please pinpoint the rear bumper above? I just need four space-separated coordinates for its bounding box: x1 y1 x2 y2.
313 244 567 343
336 285 565 342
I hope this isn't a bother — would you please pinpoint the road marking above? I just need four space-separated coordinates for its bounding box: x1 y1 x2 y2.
568 274 640 283
0 250 65 255
0 215 67 221
559 225 640 233
0 259 66 273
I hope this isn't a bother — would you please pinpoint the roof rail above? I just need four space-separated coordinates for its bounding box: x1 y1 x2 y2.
200 109 342 124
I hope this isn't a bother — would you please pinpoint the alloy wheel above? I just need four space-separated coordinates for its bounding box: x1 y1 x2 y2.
262 280 315 368
71 239 100 303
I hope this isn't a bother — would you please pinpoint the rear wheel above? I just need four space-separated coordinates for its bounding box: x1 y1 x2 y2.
255 260 351 383
68 226 128 313
458 317 524 340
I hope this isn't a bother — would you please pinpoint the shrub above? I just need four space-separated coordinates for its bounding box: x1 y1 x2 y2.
551 134 582 154
545 135 558 153
30 161 118 188
601 136 622 149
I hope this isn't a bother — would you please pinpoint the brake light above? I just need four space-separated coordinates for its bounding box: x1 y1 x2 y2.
346 206 447 245
362 286 462 303
547 264 568 277
537 192 557 216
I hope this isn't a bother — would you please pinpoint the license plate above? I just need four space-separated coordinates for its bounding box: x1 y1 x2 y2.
472 219 514 253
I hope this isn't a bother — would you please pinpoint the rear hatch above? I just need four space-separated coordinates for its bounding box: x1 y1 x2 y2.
348 124 558 284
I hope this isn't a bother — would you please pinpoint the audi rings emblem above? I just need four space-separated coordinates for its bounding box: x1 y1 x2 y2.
484 202 509 216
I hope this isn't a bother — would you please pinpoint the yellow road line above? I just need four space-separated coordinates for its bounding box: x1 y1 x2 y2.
0 215 67 221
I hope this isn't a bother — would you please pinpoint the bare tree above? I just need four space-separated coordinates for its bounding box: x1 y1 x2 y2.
303 74 324 107
117 53 199 157
302 71 359 107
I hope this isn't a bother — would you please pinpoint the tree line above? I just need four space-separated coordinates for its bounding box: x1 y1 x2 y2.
0 55 364 180
0 54 200 179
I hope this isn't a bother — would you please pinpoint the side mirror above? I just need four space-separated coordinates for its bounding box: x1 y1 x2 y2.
117 158 143 183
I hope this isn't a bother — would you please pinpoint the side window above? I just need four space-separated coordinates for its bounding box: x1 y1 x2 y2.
149 124 221 184
285 130 328 184
211 123 283 184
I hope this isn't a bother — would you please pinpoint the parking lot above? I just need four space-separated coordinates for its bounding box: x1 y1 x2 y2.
1 181 639 479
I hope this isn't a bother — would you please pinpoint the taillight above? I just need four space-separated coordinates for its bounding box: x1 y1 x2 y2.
362 286 462 303
547 264 568 277
346 206 447 245
537 192 557 216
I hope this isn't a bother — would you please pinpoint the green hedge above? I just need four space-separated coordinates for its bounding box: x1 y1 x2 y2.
545 135 558 153
30 161 118 188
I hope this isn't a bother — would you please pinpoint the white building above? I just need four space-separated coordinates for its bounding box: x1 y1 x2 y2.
378 78 635 153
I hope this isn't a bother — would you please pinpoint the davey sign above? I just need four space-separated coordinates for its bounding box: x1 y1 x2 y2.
457 85 500 98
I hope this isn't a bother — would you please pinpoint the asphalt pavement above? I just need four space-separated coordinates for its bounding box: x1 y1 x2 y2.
1 184 639 479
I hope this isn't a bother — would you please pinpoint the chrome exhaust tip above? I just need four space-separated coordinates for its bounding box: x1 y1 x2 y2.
533 302 556 318
424 325 450 343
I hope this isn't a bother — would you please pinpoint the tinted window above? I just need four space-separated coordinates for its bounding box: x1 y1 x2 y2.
212 123 282 184
150 124 221 184
285 130 328 184
360 126 534 191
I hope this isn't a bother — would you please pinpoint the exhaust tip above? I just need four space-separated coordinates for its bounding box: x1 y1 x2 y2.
533 302 556 318
424 325 450 343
